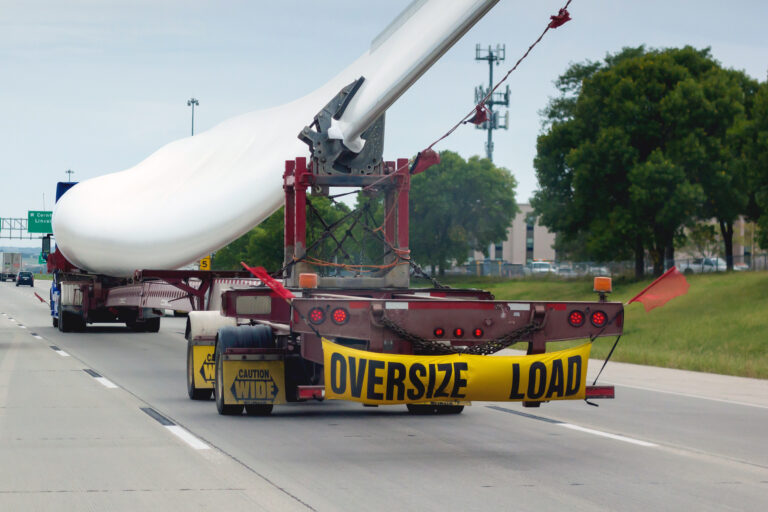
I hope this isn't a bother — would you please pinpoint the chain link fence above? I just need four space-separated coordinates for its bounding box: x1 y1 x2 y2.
457 253 768 278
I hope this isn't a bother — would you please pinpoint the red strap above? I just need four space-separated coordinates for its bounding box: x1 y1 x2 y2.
241 262 295 300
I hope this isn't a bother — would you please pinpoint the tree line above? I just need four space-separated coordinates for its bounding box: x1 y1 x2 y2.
532 46 768 277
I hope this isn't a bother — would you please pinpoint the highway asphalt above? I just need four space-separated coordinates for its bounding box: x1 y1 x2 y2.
1 280 766 511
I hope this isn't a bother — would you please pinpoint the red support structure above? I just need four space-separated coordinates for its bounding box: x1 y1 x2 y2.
384 161 397 248
293 157 309 258
396 158 410 252
283 160 296 267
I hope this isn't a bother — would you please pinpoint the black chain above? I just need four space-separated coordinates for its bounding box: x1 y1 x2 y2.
379 315 542 355
407 259 450 289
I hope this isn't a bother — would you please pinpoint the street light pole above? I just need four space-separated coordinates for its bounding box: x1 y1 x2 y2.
187 97 199 136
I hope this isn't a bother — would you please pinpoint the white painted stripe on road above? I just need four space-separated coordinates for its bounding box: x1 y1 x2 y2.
95 377 118 389
54 349 70 357
165 425 210 450
616 383 768 411
32 335 43 340
18 325 26 329
559 423 657 447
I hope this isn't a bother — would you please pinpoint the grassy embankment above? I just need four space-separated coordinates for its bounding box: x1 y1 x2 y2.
429 272 768 379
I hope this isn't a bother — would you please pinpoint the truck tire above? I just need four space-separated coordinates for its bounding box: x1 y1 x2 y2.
52 317 58 328
187 337 212 400
58 301 70 333
214 325 275 416
406 404 464 415
214 334 243 416
144 317 160 333
127 317 160 333
71 313 86 332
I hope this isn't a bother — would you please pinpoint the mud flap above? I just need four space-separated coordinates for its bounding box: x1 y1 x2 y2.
192 344 216 390
222 357 287 406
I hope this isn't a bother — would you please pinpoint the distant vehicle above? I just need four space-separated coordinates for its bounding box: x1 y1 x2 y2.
733 262 749 272
557 266 576 278
1 252 22 281
678 257 728 274
530 261 556 274
16 271 34 287
587 265 611 277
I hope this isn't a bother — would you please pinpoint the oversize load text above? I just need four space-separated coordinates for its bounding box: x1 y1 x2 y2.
322 339 590 404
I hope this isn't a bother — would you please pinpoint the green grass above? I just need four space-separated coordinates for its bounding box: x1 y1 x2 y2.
430 272 768 379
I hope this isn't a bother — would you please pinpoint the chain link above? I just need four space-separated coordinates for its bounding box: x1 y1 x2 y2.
379 314 542 355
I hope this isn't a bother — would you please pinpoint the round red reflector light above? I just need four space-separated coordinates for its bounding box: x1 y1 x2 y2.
454 328 464 338
308 307 325 325
568 310 585 327
591 311 607 327
473 328 483 338
434 328 445 338
331 308 349 325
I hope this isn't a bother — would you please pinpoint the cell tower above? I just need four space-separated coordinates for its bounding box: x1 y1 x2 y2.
474 43 509 162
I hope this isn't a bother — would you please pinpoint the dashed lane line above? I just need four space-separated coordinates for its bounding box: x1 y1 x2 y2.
487 405 658 448
141 407 210 450
83 368 118 389
49 345 71 357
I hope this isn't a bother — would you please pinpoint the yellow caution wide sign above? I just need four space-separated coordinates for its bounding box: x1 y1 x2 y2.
322 339 590 405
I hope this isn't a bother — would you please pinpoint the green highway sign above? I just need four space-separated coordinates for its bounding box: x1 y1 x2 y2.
28 211 53 233
38 253 46 265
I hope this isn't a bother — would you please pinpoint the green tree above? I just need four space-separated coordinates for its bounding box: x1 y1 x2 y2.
533 46 752 276
731 80 768 248
409 151 518 274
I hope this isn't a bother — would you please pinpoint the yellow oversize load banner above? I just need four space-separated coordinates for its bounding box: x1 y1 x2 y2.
322 339 591 405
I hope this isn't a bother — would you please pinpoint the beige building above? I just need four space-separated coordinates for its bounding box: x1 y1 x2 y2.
470 203 555 268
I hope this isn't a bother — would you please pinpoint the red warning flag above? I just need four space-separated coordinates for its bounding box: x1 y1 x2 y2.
410 149 441 175
627 266 689 312
241 262 295 301
467 104 489 125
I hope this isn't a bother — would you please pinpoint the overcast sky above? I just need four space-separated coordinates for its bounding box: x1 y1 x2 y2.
2 0 766 248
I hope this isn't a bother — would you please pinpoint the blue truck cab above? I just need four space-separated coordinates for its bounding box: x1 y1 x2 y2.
49 181 77 327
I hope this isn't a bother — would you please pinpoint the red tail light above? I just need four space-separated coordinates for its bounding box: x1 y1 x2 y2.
331 308 349 325
473 328 483 338
590 311 607 327
568 310 585 327
433 327 445 338
308 307 325 325
454 328 464 338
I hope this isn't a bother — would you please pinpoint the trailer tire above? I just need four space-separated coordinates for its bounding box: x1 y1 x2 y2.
214 325 275 416
144 317 160 333
214 328 243 416
187 337 212 400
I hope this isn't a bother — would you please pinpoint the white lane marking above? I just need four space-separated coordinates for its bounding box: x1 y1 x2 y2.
616 383 768 411
95 377 118 389
559 423 657 447
18 325 26 329
53 349 71 357
165 425 210 450
32 335 43 340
